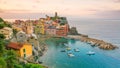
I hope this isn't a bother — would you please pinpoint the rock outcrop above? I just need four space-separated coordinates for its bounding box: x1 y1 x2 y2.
68 27 79 35
67 35 118 50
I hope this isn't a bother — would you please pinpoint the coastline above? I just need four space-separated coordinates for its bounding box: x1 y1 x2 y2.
66 34 118 50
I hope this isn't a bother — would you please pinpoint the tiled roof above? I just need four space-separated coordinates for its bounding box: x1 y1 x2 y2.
7 42 23 50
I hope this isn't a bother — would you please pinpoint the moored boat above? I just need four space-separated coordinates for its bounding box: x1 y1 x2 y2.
66 47 71 50
74 48 80 52
68 53 75 57
87 51 95 55
61 50 66 52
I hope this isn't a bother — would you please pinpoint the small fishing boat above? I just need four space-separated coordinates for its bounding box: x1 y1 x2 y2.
68 53 75 57
61 50 66 52
87 51 95 55
74 48 80 52
38 61 43 64
66 47 71 51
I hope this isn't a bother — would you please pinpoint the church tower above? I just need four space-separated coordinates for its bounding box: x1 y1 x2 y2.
22 20 33 34
55 12 58 18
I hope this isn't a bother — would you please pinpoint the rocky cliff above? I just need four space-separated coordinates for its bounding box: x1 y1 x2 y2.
67 35 118 50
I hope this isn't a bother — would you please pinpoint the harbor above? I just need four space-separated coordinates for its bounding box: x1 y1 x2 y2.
39 39 120 68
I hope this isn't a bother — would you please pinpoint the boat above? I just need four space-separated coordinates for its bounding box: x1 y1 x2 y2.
87 51 95 55
61 50 66 52
38 61 43 64
74 48 80 52
66 47 71 51
68 53 75 57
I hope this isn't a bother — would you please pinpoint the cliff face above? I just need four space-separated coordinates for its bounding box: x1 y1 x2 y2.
68 27 79 35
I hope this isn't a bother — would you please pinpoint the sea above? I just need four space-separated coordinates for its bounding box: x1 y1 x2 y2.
40 19 120 68
5 19 120 68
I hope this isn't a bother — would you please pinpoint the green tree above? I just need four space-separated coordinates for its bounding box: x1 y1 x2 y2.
5 50 18 68
0 24 4 29
60 23 65 26
0 57 7 68
4 22 12 28
14 64 23 68
25 63 44 68
0 40 5 57
0 18 4 22
0 34 6 39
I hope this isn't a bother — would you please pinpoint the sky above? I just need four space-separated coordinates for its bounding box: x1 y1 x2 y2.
0 0 120 20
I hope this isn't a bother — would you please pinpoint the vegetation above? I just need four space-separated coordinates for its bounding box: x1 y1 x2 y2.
24 63 45 68
0 18 46 68
0 34 6 39
0 57 6 68
60 23 65 26
0 18 4 22
0 17 12 29
0 24 5 29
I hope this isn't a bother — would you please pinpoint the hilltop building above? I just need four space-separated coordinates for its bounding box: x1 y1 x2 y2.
46 26 56 35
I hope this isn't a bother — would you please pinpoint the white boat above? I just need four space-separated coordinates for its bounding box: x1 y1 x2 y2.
87 51 95 55
68 53 75 57
74 48 80 52
66 47 71 50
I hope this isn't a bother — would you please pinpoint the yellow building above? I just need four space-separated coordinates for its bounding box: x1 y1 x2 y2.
34 19 45 35
7 42 32 58
12 25 22 31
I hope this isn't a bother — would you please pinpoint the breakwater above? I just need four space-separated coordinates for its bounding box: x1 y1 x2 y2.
67 35 118 50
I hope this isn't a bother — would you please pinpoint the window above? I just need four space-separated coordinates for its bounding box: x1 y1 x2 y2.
1 31 3 33
37 26 39 28
23 49 26 52
24 54 26 58
20 35 23 37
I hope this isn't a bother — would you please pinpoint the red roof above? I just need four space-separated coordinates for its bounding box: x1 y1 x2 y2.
7 42 23 50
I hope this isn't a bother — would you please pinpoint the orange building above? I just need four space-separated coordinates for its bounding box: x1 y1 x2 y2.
56 24 69 36
7 42 32 59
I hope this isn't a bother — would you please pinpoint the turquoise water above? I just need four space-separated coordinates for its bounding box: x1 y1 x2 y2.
40 40 120 68
40 20 120 68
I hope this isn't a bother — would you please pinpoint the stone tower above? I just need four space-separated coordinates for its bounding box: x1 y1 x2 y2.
22 20 33 34
55 12 58 18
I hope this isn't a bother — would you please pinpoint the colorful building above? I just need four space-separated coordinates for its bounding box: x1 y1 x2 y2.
16 31 27 43
56 24 69 36
46 26 56 35
27 34 38 47
7 42 32 58
12 25 22 31
22 20 33 34
34 19 45 35
0 27 13 39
